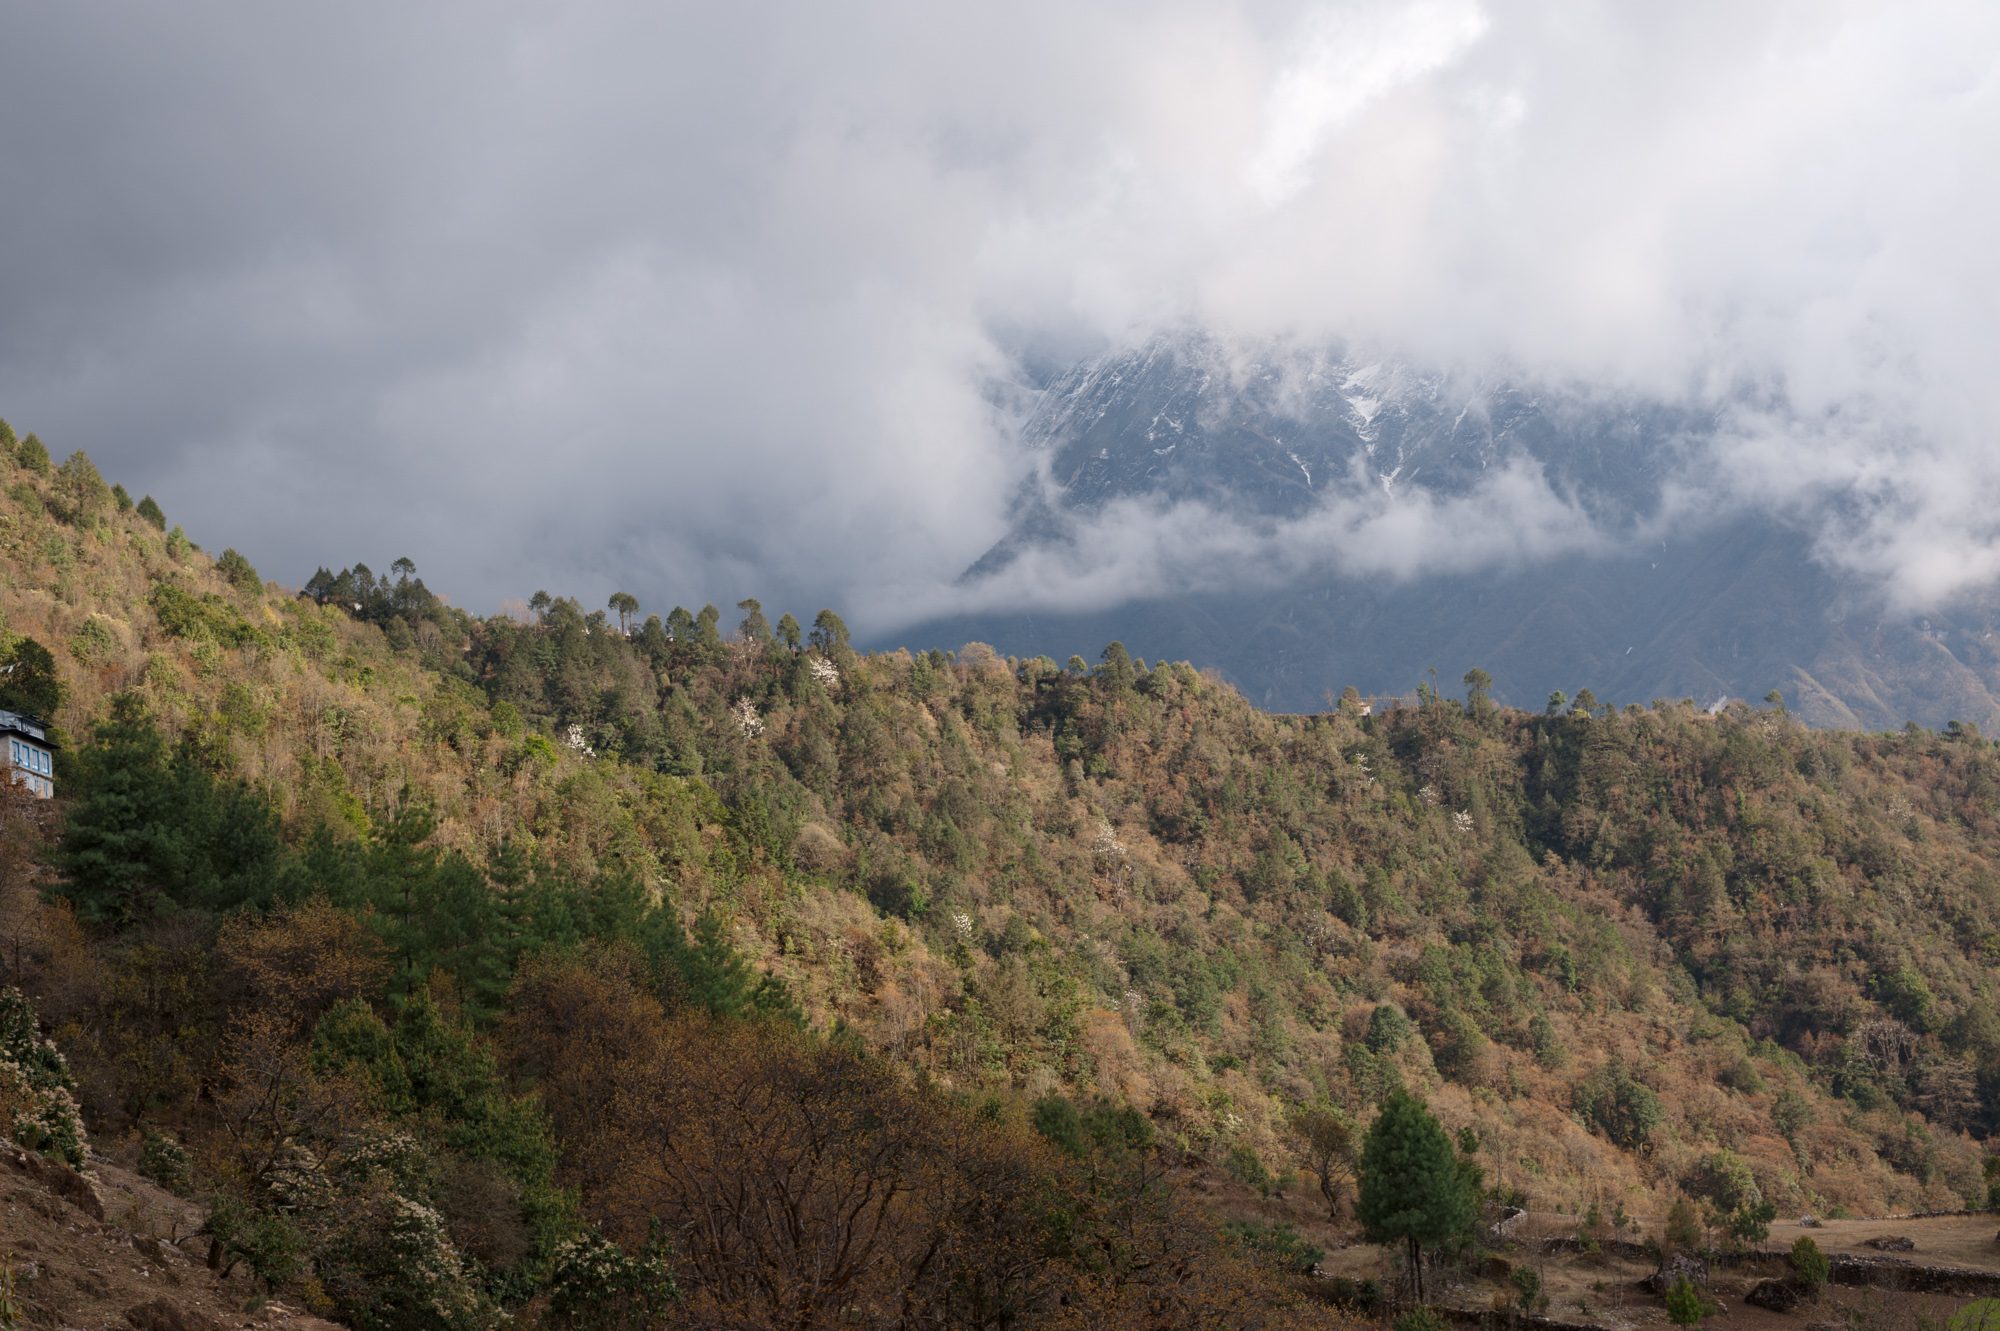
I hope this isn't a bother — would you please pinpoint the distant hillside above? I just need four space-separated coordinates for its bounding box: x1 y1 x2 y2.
2 414 1999 1325
900 336 2000 730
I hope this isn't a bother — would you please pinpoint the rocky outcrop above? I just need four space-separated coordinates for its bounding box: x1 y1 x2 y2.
7 1144 103 1220
1642 1254 1711 1295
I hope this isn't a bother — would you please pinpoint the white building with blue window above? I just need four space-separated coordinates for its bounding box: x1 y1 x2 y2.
1 711 53 798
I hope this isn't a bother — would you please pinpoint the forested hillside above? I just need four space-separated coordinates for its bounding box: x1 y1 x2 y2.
1 418 1998 1326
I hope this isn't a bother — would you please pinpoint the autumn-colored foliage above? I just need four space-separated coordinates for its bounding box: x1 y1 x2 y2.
1 419 1999 1322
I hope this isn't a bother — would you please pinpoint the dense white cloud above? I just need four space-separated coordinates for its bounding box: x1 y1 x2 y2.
914 456 1616 622
0 2 1993 627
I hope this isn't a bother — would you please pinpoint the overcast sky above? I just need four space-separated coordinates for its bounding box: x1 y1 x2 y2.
2 2 1995 632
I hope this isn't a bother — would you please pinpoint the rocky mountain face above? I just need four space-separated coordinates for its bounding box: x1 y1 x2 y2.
906 337 2000 730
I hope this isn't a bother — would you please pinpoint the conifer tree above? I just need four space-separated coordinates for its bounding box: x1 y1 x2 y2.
675 912 760 1017
55 696 178 925
1357 1089 1479 1303
16 432 49 475
694 605 723 652
52 450 109 523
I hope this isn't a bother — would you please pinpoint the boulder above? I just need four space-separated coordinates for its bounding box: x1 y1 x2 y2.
1643 1253 1710 1295
1799 1214 1822 1228
124 1301 221 1331
1864 1235 1916 1252
1747 1279 1805 1312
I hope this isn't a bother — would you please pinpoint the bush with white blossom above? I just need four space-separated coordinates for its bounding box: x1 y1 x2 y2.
322 1188 498 1331
546 1227 680 1329
0 987 87 1168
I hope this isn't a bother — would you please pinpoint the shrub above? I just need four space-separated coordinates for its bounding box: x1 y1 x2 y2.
1394 1308 1449 1331
1575 1059 1665 1148
1224 1142 1275 1196
1773 1087 1814 1141
1686 1149 1760 1213
1717 1056 1764 1094
0 988 87 1168
1726 1196 1778 1248
51 450 109 524
1663 1196 1703 1254
205 1193 308 1285
139 1131 194 1197
1320 1275 1383 1311
1222 1219 1323 1273
1790 1235 1830 1293
545 1227 680 1330
321 1192 497 1331
150 580 258 647
1951 1300 2000 1331
1031 1094 1085 1156
1511 1264 1544 1313
69 617 118 666
1665 1275 1714 1325
216 547 262 596
1366 1003 1412 1052
0 1258 21 1329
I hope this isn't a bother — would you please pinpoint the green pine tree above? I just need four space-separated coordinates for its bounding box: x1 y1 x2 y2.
54 696 179 925
1357 1089 1480 1304
675 911 760 1017
16 432 50 475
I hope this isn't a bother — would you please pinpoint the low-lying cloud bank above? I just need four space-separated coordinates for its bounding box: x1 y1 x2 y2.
907 454 1617 624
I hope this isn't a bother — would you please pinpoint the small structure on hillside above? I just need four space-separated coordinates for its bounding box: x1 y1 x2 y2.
1 710 54 798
